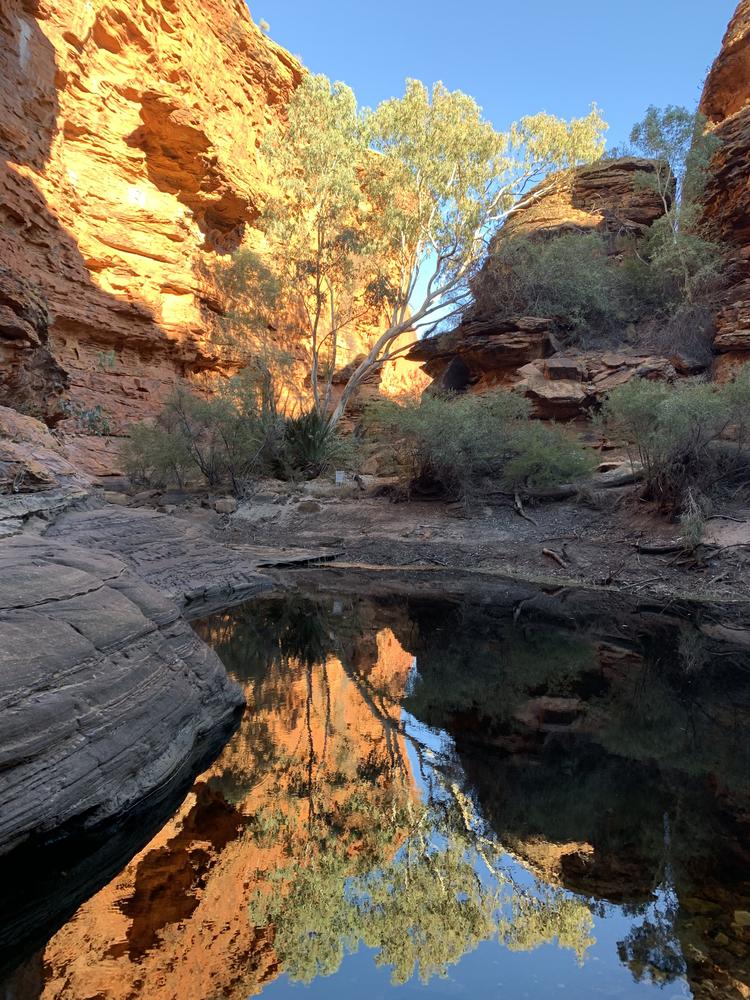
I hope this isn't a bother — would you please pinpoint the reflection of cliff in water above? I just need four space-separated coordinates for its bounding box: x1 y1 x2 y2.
398 597 750 999
6 591 750 1000
26 604 417 1000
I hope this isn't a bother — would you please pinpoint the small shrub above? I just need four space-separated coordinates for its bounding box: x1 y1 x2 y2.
679 487 709 553
280 409 355 481
502 423 595 491
61 400 113 436
122 382 275 494
121 369 357 494
598 370 750 511
121 421 193 488
366 391 592 502
473 231 626 342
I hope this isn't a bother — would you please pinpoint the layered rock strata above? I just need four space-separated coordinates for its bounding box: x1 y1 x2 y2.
47 506 273 612
408 158 676 414
701 0 750 379
502 157 669 239
1 0 303 449
0 535 245 856
0 405 90 534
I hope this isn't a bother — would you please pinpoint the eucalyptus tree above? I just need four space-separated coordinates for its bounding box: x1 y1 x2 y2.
627 105 724 307
259 74 607 427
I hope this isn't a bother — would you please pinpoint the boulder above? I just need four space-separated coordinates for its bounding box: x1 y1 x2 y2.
407 316 554 392
0 536 245 855
213 497 238 515
502 157 671 239
0 406 91 532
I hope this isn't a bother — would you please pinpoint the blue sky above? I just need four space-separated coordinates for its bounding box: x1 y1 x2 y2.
254 1 736 147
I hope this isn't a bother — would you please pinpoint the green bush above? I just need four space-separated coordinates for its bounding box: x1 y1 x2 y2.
598 370 750 511
280 409 356 480
473 231 626 341
121 420 193 488
122 369 355 494
366 391 593 501
503 422 595 491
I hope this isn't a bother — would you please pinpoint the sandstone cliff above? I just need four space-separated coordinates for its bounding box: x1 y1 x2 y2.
0 0 425 478
700 0 750 380
502 156 668 239
1 0 307 473
408 157 675 417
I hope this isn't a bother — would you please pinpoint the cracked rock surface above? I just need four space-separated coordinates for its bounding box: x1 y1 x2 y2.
47 505 273 613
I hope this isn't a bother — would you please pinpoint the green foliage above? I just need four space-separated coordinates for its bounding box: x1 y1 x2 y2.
474 231 626 339
628 106 726 311
367 391 593 500
598 369 750 510
256 73 606 426
628 105 717 205
205 249 280 352
96 349 117 371
122 368 355 493
120 419 193 488
503 422 596 490
281 409 357 480
61 400 112 436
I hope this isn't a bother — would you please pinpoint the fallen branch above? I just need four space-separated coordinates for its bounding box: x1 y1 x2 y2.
542 547 567 569
636 541 684 555
514 492 538 526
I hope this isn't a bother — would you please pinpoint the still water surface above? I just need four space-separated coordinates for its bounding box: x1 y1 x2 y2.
3 589 750 999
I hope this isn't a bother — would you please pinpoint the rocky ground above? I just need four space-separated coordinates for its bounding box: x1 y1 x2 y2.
130 474 750 611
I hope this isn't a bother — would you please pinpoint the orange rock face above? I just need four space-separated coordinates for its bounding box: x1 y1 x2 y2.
0 0 426 475
0 1 301 445
34 624 416 1000
701 1 750 379
502 157 669 240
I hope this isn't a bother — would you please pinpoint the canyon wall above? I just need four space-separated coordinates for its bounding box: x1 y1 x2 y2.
0 0 302 472
700 0 750 380
0 0 424 477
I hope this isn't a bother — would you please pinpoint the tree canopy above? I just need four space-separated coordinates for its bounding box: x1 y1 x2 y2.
254 75 607 425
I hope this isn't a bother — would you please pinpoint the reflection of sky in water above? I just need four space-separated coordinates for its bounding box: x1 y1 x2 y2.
261 707 692 999
14 591 748 999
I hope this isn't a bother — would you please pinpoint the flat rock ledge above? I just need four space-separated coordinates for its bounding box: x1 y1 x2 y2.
47 506 273 615
0 535 245 856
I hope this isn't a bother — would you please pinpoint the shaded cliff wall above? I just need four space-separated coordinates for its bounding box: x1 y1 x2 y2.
0 0 308 473
0 1 426 477
700 0 750 380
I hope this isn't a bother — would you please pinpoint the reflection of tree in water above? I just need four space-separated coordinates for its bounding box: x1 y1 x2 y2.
197 596 597 987
198 592 750 991
250 774 595 986
618 894 685 986
617 817 686 986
